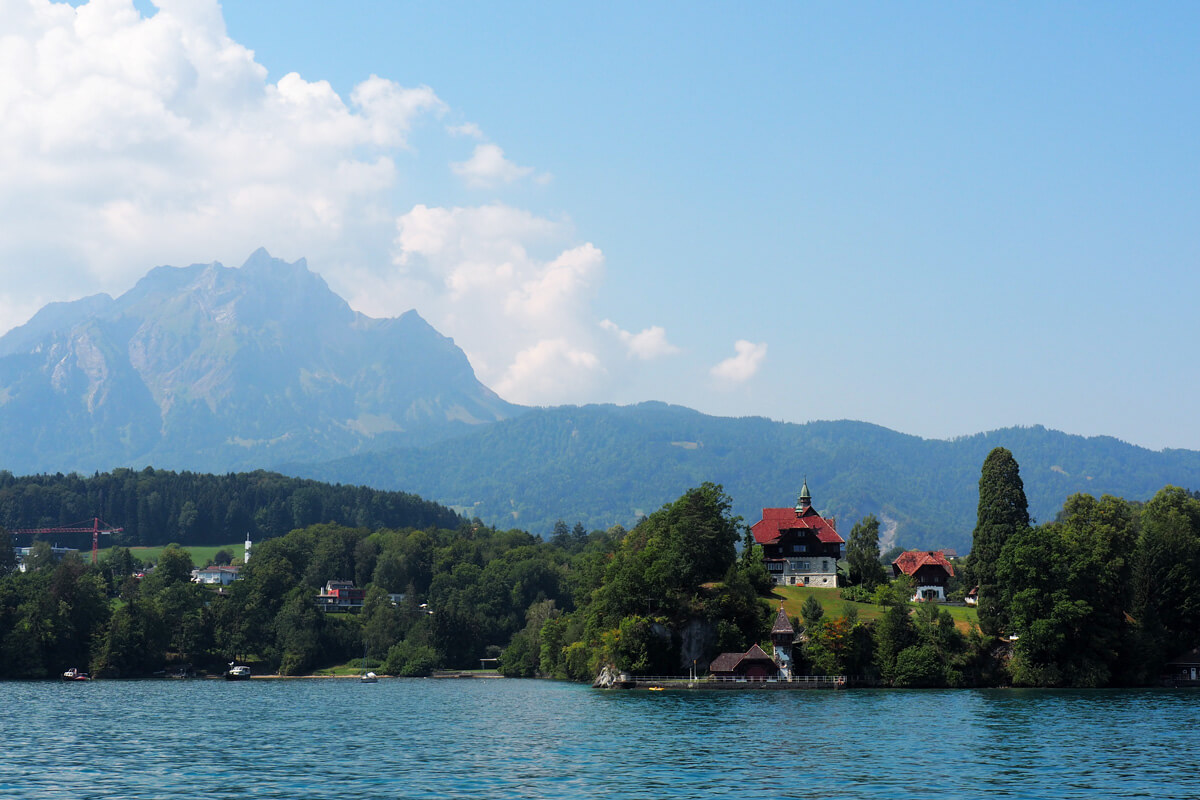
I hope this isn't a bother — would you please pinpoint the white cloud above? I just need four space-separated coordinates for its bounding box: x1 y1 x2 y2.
341 202 606 404
710 340 767 383
493 339 604 405
0 0 681 409
0 0 444 325
600 320 681 360
451 143 536 188
447 121 485 139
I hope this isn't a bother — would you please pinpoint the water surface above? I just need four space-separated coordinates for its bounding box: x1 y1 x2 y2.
3 679 1197 799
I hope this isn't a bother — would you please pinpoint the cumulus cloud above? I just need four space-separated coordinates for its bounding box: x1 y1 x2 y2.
710 340 767 383
340 202 606 404
600 320 681 360
493 339 604 403
446 121 485 139
0 0 680 408
451 143 538 188
0 0 444 322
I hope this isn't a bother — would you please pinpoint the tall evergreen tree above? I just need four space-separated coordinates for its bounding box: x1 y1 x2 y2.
972 447 1030 635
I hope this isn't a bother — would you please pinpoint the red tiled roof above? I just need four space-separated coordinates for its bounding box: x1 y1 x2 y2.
751 506 844 545
892 550 955 578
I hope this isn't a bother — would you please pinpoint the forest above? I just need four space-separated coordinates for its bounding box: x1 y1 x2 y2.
1 453 1198 687
0 468 462 546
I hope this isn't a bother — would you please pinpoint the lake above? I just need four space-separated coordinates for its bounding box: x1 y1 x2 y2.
3 679 1198 799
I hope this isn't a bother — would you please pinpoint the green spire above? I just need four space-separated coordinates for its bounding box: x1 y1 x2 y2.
796 478 811 513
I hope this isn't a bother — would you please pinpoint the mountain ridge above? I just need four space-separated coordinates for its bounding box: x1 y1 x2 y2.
281 403 1200 553
0 250 521 474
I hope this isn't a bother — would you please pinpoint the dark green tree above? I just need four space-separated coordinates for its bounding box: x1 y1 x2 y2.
846 514 886 589
972 447 1030 635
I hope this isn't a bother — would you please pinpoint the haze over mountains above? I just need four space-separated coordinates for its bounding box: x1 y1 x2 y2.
0 250 518 473
3 251 1199 553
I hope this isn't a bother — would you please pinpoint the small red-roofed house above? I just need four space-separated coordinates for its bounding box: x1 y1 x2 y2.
892 550 955 601
750 480 844 588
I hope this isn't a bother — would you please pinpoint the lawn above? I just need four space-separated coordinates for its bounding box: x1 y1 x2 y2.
99 543 245 567
769 584 978 633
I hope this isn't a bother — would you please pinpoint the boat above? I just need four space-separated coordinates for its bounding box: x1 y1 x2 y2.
224 663 251 681
359 642 378 682
62 667 90 681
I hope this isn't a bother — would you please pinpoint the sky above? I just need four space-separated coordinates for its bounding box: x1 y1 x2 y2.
2 1 1198 450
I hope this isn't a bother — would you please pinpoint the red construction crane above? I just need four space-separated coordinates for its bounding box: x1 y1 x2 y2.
8 517 124 565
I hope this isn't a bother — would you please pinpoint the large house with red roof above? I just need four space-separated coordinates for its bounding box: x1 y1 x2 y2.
892 550 955 601
750 480 844 588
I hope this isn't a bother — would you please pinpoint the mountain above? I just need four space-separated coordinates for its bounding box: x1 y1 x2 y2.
6 251 1200 553
282 402 1200 553
0 249 520 474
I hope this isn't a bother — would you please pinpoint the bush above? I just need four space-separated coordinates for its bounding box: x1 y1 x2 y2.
384 639 439 677
840 585 872 603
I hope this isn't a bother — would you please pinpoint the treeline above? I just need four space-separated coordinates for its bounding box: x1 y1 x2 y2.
0 468 462 547
962 447 1200 687
0 483 773 680
0 521 562 678
502 483 776 680
4 455 1199 687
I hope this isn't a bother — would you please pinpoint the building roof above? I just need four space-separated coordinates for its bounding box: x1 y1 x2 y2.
708 652 743 673
771 606 795 636
1166 645 1200 667
751 505 844 545
741 644 774 662
892 550 955 578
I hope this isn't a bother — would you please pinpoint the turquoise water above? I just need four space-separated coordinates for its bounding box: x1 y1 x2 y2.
3 679 1198 799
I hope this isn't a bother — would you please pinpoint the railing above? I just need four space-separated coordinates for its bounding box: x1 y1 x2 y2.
624 674 850 685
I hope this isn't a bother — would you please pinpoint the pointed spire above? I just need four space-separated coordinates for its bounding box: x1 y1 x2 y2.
771 604 795 635
796 477 812 514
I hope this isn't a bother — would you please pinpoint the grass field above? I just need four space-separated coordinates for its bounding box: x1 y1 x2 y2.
769 585 979 633
98 543 244 567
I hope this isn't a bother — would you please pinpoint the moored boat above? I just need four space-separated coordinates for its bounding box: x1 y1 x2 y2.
224 663 251 681
62 667 90 681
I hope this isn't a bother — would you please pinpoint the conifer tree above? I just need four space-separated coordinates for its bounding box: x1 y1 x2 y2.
972 447 1030 635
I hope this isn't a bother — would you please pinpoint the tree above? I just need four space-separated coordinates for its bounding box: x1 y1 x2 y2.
996 494 1136 687
972 447 1030 635
846 515 886 590
1132 486 1200 675
801 594 825 627
0 528 16 575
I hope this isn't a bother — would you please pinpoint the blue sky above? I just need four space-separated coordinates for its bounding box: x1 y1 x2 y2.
3 1 1199 449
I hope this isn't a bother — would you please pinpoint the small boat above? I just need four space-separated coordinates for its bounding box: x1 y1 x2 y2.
62 667 90 681
224 663 251 681
359 642 377 682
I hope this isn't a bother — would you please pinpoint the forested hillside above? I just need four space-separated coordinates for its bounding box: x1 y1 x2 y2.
0 468 463 547
288 402 1200 552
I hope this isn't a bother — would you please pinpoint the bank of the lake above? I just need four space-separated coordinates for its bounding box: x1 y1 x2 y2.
4 678 1198 799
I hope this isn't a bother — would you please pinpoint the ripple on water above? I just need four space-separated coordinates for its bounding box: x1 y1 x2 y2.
3 680 1199 799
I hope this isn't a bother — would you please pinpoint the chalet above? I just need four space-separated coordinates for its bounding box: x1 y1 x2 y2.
708 645 780 680
751 480 843 588
892 550 955 601
192 565 241 586
314 580 366 613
